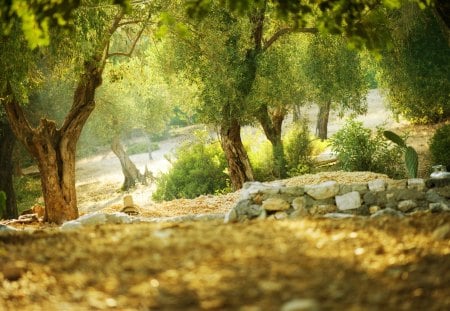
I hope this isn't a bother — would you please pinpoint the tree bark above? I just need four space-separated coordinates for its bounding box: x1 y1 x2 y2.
0 119 18 219
220 119 254 190
316 101 331 140
257 104 287 179
111 135 146 190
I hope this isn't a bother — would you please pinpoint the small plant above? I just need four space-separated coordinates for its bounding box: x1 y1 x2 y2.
284 122 315 177
330 119 405 178
383 130 419 178
429 124 450 171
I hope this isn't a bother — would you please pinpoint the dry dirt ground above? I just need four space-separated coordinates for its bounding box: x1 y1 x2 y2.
1 172 450 311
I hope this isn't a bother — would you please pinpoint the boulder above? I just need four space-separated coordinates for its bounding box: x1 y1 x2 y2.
368 179 386 192
262 198 290 211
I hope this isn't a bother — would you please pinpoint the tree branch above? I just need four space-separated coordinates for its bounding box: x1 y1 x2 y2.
263 27 317 51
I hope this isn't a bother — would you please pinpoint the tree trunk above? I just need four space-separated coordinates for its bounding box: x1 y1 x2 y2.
257 105 287 179
220 119 254 190
0 119 18 219
111 135 146 191
4 59 104 224
316 101 331 140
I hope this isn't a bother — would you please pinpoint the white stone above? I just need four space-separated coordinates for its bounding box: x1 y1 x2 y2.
61 220 83 231
305 181 339 200
368 179 386 192
323 213 354 219
224 209 237 223
262 198 290 211
335 191 361 211
77 212 108 225
408 178 425 191
105 212 133 224
0 224 17 232
240 182 282 200
397 200 417 212
274 211 288 220
281 298 320 311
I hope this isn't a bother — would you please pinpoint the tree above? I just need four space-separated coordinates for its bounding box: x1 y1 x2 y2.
1 3 153 224
0 114 18 219
302 34 368 140
85 54 175 190
378 4 450 123
166 1 315 187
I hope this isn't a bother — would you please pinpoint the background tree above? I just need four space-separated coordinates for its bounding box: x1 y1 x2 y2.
302 34 368 140
378 4 450 123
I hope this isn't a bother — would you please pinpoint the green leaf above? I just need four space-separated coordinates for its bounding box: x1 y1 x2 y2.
383 130 407 148
405 146 419 178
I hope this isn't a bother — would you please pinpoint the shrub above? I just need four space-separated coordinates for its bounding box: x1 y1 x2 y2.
152 134 230 201
0 191 6 219
430 124 450 171
284 122 315 177
330 119 405 178
247 139 275 182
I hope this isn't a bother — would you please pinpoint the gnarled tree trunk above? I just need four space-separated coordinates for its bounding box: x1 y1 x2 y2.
316 101 331 140
111 135 146 190
4 59 103 224
220 119 254 190
0 118 18 219
257 104 287 179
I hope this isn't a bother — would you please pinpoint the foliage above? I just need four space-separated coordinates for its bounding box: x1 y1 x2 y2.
378 5 450 123
0 191 5 219
185 0 435 51
245 137 275 182
429 124 450 171
303 34 368 117
383 130 419 178
284 122 315 177
152 132 230 201
330 119 405 178
13 175 43 213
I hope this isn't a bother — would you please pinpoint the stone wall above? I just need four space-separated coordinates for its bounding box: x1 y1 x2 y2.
225 178 450 222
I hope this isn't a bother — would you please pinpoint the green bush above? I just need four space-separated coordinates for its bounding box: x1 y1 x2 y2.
0 191 6 219
430 124 450 171
330 119 405 178
284 122 315 177
14 175 43 213
247 139 275 182
152 134 230 201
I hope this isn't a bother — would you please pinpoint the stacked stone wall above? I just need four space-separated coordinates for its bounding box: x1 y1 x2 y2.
225 178 450 222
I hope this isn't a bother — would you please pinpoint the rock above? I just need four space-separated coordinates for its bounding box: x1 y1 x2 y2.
432 224 450 240
310 205 337 215
395 189 425 201
280 186 305 197
224 209 237 223
0 224 16 232
292 197 306 210
305 181 339 200
335 191 361 211
408 178 425 191
262 198 290 211
281 298 320 311
363 192 377 205
241 182 282 200
371 208 404 218
274 211 288 220
426 189 446 203
429 202 450 213
435 186 450 199
105 212 134 224
368 179 386 192
397 200 417 212
387 179 407 190
323 213 354 219
77 212 108 225
369 206 381 214
352 183 368 193
61 220 83 231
